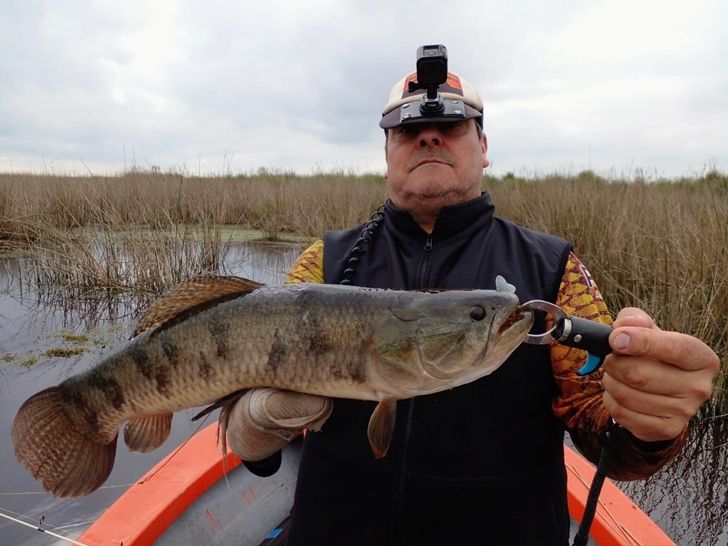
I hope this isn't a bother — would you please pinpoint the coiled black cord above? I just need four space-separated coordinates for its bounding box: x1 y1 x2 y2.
339 201 387 285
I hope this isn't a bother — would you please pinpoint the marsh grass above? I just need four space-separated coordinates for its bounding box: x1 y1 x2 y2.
0 169 726 399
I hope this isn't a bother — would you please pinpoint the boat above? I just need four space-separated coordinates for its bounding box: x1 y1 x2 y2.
77 424 675 545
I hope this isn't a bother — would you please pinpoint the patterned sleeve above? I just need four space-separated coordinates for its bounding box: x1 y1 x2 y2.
286 239 325 284
552 252 687 481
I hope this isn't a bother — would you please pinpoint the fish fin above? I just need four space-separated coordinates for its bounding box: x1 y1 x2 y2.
218 390 237 460
191 389 249 422
217 391 250 458
132 275 264 338
495 275 517 294
123 413 173 452
367 399 397 459
183 389 249 457
12 387 117 498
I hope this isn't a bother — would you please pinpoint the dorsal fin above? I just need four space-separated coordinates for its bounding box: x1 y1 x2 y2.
131 275 264 338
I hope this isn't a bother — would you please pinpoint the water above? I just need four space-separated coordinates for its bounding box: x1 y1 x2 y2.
0 242 725 545
621 414 728 545
0 241 305 546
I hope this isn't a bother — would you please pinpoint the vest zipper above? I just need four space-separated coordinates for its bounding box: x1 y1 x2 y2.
393 236 431 538
417 237 434 289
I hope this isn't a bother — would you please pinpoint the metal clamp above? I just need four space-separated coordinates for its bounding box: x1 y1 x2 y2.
519 299 613 375
518 299 568 345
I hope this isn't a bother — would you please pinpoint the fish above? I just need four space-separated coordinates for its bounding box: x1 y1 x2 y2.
12 276 533 498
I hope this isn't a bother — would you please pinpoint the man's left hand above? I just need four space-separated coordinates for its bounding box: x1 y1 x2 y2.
601 308 720 442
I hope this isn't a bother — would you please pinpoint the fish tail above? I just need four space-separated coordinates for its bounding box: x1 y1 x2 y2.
12 386 117 497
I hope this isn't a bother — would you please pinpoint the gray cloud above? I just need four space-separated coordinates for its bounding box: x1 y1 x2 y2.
1 0 726 177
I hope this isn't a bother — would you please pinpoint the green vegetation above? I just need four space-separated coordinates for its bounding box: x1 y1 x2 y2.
0 169 726 403
21 356 38 367
45 347 86 358
60 332 89 344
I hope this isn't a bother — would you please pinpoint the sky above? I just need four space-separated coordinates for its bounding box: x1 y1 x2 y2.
1 0 726 179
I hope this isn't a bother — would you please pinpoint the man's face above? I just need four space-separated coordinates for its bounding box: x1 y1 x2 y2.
384 119 488 214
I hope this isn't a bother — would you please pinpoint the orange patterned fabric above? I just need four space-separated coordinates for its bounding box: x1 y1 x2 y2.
286 240 325 284
550 252 610 431
285 246 685 479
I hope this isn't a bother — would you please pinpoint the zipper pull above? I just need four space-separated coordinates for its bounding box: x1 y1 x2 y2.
424 237 433 252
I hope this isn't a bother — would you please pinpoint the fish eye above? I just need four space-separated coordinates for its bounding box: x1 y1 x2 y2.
469 305 486 321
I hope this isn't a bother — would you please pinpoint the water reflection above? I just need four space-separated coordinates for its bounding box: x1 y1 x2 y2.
0 240 306 335
225 240 306 284
621 413 728 545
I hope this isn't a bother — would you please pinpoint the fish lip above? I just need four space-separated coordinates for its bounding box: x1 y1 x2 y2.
483 306 533 362
498 308 532 335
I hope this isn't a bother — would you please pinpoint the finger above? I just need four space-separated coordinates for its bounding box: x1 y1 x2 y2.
602 372 699 419
609 327 720 373
613 307 656 329
602 355 705 398
602 391 687 441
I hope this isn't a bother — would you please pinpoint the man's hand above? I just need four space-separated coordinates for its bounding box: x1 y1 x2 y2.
601 308 720 442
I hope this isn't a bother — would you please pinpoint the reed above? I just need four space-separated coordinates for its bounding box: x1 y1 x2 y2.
0 169 726 400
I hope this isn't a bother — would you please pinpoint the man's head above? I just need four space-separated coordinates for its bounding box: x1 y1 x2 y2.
381 68 489 230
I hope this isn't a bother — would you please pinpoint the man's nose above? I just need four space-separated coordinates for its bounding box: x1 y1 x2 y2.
418 126 443 147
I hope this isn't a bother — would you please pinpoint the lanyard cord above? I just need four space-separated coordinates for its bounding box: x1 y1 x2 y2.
338 201 387 285
572 419 618 546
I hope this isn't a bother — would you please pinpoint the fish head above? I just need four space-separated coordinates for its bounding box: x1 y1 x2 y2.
374 289 533 395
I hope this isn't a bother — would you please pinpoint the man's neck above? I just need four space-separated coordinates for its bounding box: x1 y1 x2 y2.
409 210 436 234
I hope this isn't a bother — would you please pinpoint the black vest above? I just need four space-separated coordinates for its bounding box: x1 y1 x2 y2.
288 194 573 546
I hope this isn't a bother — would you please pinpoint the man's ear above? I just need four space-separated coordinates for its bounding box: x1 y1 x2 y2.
482 133 489 169
384 130 389 179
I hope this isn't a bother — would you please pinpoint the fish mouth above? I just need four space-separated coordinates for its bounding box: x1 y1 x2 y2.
498 308 531 335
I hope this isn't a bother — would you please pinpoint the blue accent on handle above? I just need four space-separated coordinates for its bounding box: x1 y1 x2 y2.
577 353 603 376
266 528 283 539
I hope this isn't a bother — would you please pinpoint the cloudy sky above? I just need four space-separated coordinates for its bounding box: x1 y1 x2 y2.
1 0 726 178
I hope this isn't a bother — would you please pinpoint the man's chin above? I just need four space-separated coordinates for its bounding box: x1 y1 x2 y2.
406 186 467 204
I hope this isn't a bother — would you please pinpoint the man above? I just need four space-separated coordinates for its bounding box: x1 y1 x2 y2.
231 50 719 545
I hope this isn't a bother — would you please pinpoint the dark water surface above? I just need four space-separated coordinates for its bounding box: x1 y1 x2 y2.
0 242 725 545
0 241 305 546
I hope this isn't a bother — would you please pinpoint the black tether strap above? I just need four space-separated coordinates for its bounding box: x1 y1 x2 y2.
572 419 619 546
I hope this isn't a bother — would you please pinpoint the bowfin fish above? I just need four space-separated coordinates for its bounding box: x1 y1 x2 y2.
12 278 533 497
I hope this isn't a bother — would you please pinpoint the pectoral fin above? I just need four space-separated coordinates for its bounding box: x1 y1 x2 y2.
367 399 397 459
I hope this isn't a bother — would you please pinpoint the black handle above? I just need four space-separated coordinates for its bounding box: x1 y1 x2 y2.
555 316 613 375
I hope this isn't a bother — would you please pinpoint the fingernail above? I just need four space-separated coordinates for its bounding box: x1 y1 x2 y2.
614 333 630 351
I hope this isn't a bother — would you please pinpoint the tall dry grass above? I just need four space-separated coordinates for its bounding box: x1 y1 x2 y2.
0 169 726 401
0 170 386 240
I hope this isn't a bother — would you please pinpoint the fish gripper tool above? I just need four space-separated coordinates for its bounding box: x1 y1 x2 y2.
519 300 613 375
